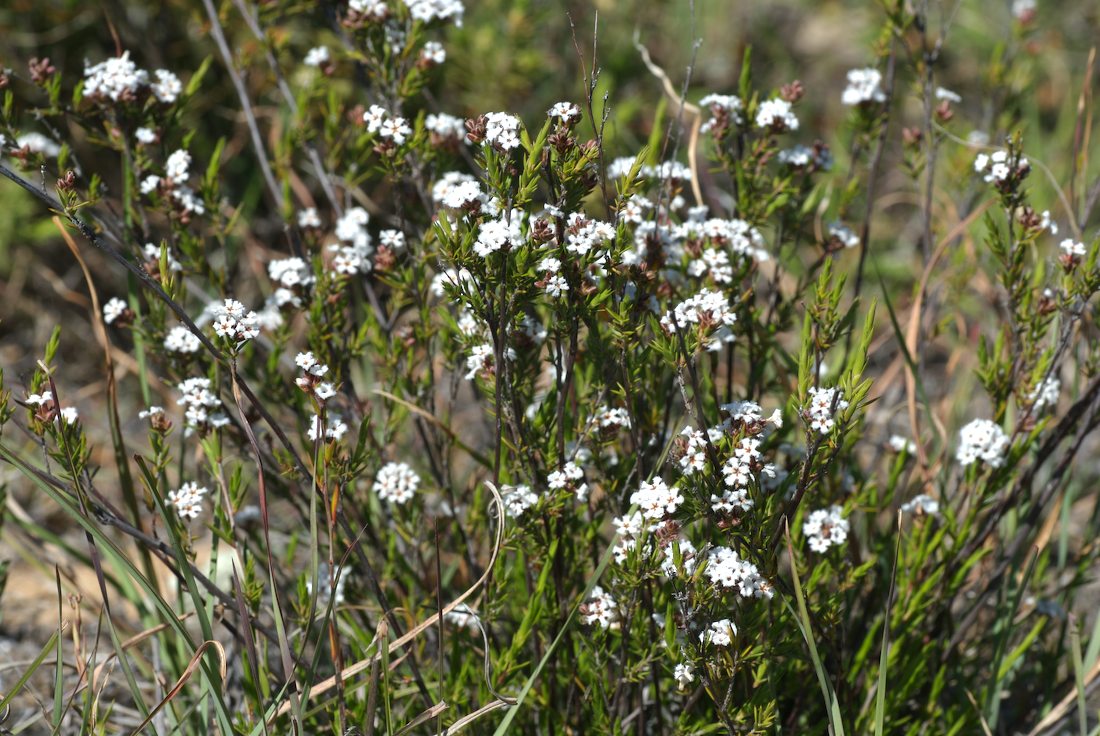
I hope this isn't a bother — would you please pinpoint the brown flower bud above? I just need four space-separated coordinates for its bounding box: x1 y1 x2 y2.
781 80 804 103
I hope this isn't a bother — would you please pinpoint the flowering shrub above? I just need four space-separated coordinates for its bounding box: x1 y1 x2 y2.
0 0 1099 734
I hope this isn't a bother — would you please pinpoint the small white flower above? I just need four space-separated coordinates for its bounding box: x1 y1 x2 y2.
547 101 580 122
956 418 1009 468
151 69 182 104
102 297 128 325
755 98 799 131
483 111 522 151
135 127 156 144
502 484 538 518
164 325 202 354
699 619 736 647
420 41 446 64
674 663 694 688
900 494 940 516
629 477 683 520
298 207 322 229
166 481 208 520
373 462 420 504
581 586 618 629
304 46 330 68
841 67 886 106
888 435 917 454
803 505 849 553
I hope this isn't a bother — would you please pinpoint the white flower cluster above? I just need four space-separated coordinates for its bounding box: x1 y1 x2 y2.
475 211 524 257
404 0 464 25
755 98 799 131
166 482 208 520
828 221 860 249
660 538 697 577
164 325 202 354
483 112 522 150
841 67 886 106
803 505 849 553
660 288 738 352
295 352 336 401
426 113 466 141
888 435 917 454
433 171 482 209
267 256 314 309
611 511 646 563
373 461 420 504
83 51 181 104
699 93 743 132
308 414 349 442
25 391 79 424
304 46 330 68
900 494 940 516
13 132 61 157
974 149 1028 186
103 297 128 325
630 477 683 520
806 387 849 435
363 104 412 144
502 484 538 518
1028 375 1060 412
581 586 618 629
677 426 711 476
679 217 770 262
547 101 581 122
331 207 373 275
547 461 588 502
705 546 772 599
211 299 261 344
1059 239 1086 259
177 377 229 431
141 149 204 215
715 437 776 513
143 242 182 272
699 618 736 647
956 418 1009 468
595 405 631 429
565 213 615 256
777 144 832 170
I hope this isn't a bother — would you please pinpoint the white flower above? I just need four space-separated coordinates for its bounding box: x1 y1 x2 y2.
660 289 738 352
166 481 208 520
142 242 182 272
474 212 524 257
974 149 1027 185
373 462 420 504
699 93 743 132
1028 375 1060 412
304 46 330 68
139 406 165 421
699 619 736 647
806 387 849 435
379 229 405 251
900 494 940 516
935 87 962 103
841 67 886 106
296 352 330 377
379 116 412 144
803 505 849 553
269 257 314 289
828 221 860 249
135 127 156 144
165 149 191 183
629 477 683 520
1059 239 1086 258
59 407 79 424
544 274 569 298
403 0 464 25
140 175 161 195
425 113 466 140
444 603 481 630
83 52 149 102
15 132 60 157
956 418 1009 468
151 69 182 104
363 104 387 132
755 98 798 131
210 298 261 343
25 391 53 406
581 586 618 629
705 546 772 598
164 325 202 354
888 435 917 454
674 663 694 688
298 207 322 229
102 297 128 324
483 111 522 150
547 101 581 122
502 484 538 517
177 377 228 431
420 41 446 64
307 414 348 442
